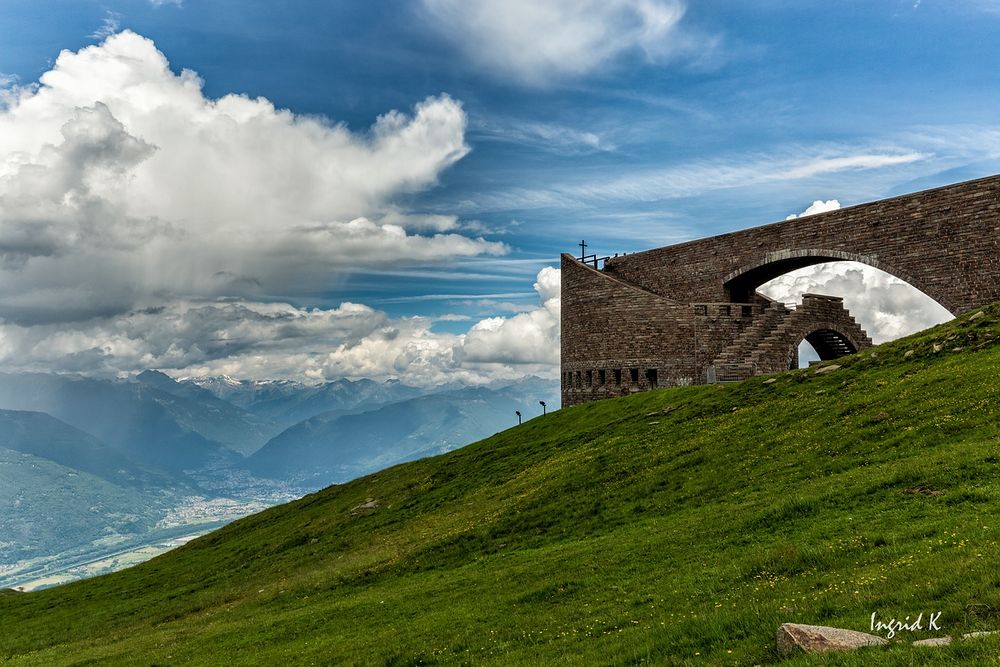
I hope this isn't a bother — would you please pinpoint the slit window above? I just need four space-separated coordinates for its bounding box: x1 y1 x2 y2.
630 368 639 384
694 305 707 316
719 305 731 316
598 369 606 385
742 305 753 317
613 369 622 386
586 370 593 386
645 368 658 388
575 371 582 388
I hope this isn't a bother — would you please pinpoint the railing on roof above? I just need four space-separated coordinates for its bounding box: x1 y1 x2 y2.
577 253 613 270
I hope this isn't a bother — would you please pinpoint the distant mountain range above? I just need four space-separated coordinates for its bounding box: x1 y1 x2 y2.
0 373 248 471
247 377 559 486
182 375 426 431
0 370 559 588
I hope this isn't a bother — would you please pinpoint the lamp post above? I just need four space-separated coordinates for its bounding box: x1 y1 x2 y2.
539 400 547 416
515 410 522 425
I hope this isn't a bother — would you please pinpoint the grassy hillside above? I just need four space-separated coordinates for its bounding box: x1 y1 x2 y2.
3 305 1000 665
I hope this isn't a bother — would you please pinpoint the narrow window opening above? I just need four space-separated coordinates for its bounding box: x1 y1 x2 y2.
645 368 658 388
613 369 622 386
719 305 731 316
630 368 639 384
694 305 707 316
586 370 593 386
598 369 606 385
741 305 753 317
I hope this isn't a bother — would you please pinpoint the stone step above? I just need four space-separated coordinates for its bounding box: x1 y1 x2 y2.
712 303 790 364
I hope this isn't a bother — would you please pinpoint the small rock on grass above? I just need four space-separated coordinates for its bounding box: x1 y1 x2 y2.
970 311 985 321
777 623 887 656
814 364 841 375
350 498 379 515
913 637 951 647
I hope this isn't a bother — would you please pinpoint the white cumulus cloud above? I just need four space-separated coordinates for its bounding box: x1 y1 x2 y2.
421 0 705 86
0 31 504 326
785 199 841 220
462 266 560 364
0 267 563 385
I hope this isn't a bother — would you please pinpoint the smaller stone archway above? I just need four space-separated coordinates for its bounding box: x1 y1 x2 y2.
747 294 873 374
803 328 863 362
709 293 872 379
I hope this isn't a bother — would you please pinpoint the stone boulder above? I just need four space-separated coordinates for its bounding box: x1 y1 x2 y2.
777 623 887 656
912 637 951 647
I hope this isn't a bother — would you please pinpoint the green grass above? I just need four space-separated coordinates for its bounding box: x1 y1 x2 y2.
3 305 1000 665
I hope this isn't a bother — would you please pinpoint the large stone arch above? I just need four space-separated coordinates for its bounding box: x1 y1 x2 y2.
598 175 1000 315
561 174 1000 406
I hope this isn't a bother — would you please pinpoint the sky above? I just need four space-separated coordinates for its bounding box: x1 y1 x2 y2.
0 0 998 384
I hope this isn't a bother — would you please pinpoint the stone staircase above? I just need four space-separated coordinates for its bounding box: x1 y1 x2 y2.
713 301 791 365
710 300 791 382
709 294 873 382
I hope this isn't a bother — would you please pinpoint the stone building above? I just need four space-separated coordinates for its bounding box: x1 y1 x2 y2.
561 174 1000 406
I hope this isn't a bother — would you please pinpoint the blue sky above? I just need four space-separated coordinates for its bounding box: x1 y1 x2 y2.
0 1 998 383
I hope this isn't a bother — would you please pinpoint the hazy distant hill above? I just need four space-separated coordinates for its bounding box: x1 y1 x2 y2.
183 376 426 430
0 374 242 472
0 410 168 489
247 377 559 486
0 448 167 566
